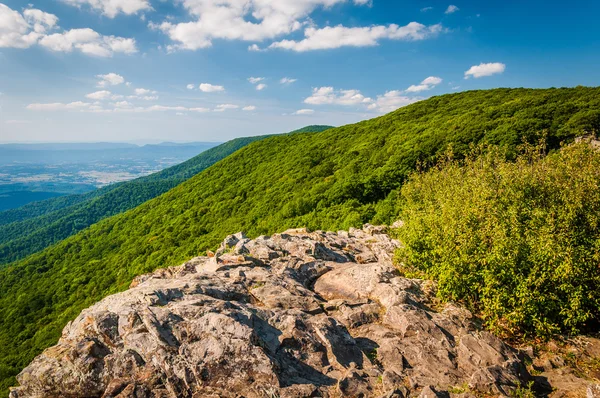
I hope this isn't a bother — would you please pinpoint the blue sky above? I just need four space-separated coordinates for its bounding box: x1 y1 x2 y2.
0 0 598 143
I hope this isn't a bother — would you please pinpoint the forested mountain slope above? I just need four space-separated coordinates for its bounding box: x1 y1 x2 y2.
1 88 598 393
0 126 332 265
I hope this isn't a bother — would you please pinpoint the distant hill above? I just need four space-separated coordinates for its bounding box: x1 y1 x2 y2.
1 87 599 394
0 126 333 264
0 142 218 163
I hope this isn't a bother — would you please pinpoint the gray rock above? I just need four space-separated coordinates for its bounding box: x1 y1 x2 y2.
10 225 534 398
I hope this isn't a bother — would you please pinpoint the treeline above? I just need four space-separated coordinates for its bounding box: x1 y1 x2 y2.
0 131 333 264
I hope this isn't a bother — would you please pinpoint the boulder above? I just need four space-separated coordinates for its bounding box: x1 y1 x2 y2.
10 226 533 398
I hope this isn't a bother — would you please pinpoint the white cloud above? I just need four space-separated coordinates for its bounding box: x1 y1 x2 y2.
304 86 373 106
214 104 239 112
294 109 314 115
186 83 195 90
422 76 443 86
0 5 49 48
421 6 433 12
189 107 211 112
369 91 421 113
464 62 506 79
242 105 256 111
248 44 262 52
154 0 413 52
248 77 267 90
268 22 443 52
97 73 125 87
26 101 92 111
39 29 137 57
445 5 459 14
61 0 152 18
405 76 442 92
280 77 297 84
302 85 424 114
0 4 137 56
23 9 58 33
85 90 112 100
199 83 225 92
134 88 156 95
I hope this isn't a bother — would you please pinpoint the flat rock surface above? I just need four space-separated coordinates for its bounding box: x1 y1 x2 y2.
10 225 547 397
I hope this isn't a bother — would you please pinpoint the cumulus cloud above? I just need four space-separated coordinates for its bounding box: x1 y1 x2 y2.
186 83 195 90
464 62 506 78
23 8 58 33
0 4 138 56
199 83 225 92
85 90 112 100
255 83 267 91
0 4 51 48
405 76 443 92
445 5 459 14
294 109 315 115
268 22 442 52
302 85 424 114
134 88 156 95
280 77 297 84
61 0 152 18
304 87 373 106
242 105 256 111
39 28 137 56
97 73 125 87
369 91 421 113
152 0 423 52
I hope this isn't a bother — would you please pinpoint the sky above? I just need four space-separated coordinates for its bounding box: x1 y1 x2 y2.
0 0 598 143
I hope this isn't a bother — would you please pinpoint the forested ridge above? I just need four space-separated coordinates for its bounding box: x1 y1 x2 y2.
0 127 332 265
1 88 599 394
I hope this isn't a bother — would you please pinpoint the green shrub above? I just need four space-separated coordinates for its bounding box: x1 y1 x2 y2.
396 142 600 338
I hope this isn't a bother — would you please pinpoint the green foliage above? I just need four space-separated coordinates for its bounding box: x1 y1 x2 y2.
0 131 327 264
396 142 600 338
0 88 598 393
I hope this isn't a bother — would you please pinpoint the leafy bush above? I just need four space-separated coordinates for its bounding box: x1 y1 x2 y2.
396 141 600 338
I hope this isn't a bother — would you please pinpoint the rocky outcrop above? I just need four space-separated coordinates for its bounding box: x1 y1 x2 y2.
11 226 533 398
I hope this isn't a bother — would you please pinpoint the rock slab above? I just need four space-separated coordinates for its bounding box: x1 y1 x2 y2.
10 225 531 398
